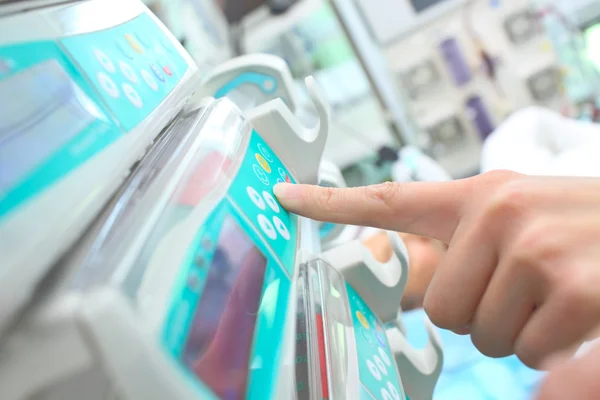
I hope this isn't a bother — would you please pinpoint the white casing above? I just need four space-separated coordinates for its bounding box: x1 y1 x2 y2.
200 53 299 113
0 0 201 337
322 231 409 324
0 95 323 399
386 319 444 400
248 76 330 185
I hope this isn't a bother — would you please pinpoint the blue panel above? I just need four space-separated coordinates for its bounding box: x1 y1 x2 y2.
227 130 298 277
0 41 123 219
60 13 189 131
162 198 293 400
346 284 406 400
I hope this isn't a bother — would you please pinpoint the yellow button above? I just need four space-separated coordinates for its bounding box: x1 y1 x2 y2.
256 153 271 173
125 34 143 54
356 311 370 329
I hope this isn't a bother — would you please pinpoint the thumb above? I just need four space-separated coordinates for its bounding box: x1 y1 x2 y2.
273 180 471 243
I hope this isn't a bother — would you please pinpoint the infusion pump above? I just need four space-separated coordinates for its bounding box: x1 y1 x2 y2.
0 1 443 399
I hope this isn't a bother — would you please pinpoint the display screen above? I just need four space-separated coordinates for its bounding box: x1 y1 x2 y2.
182 217 267 399
0 60 100 194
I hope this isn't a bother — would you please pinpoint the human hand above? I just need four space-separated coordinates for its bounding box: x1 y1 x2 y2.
274 171 600 369
536 341 600 399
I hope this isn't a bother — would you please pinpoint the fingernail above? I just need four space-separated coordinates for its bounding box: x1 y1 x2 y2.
273 183 298 201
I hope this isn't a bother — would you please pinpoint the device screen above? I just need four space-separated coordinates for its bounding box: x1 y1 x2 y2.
182 217 267 399
0 60 100 194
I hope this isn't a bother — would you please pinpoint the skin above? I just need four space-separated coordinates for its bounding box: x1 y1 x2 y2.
274 171 600 399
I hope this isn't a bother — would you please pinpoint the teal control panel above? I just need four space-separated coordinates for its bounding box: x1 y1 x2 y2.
347 284 405 400
61 13 189 131
0 12 189 219
227 131 298 277
162 131 299 399
0 41 122 219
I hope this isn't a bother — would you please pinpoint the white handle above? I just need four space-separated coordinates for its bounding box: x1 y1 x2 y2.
248 76 330 185
318 160 359 247
201 53 298 113
386 318 443 400
322 231 409 324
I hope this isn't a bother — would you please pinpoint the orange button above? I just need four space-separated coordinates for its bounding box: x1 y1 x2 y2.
125 34 143 54
255 153 271 173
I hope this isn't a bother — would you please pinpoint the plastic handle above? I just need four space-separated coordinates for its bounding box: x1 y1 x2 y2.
322 231 409 324
248 76 329 185
200 53 298 113
385 318 443 400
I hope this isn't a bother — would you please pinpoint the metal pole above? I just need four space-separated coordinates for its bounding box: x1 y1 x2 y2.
329 0 419 146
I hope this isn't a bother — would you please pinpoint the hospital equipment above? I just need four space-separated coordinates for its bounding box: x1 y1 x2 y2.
0 1 444 399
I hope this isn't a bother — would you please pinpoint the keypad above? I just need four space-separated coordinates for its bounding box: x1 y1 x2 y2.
60 13 189 132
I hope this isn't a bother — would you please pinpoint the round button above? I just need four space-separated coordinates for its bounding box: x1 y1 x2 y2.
362 328 374 345
141 69 158 91
253 164 270 186
155 43 167 56
273 216 290 240
386 382 402 400
119 61 138 83
367 359 382 381
278 167 288 181
356 311 370 329
150 64 165 82
247 186 266 210
135 32 151 48
126 33 143 54
122 83 143 108
378 347 392 367
256 153 271 173
375 330 387 348
258 143 273 162
276 178 284 184
258 214 277 240
160 37 174 53
262 191 280 213
94 49 115 73
116 41 134 60
374 355 388 376
97 72 119 98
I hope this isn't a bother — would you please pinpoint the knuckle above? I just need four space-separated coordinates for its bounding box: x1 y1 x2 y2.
316 186 336 210
365 182 400 208
556 273 590 312
510 220 560 270
480 169 523 185
515 338 543 369
483 180 530 223
423 294 468 330
471 330 512 359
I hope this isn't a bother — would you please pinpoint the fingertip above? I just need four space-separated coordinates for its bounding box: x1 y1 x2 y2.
273 183 303 209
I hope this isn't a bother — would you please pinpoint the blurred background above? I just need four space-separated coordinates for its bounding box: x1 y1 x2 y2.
146 0 600 185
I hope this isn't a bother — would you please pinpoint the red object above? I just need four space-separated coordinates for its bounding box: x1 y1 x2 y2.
315 313 330 400
177 150 231 206
285 175 292 183
163 65 173 76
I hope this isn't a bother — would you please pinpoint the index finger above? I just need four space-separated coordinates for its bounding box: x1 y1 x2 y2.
273 180 472 243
